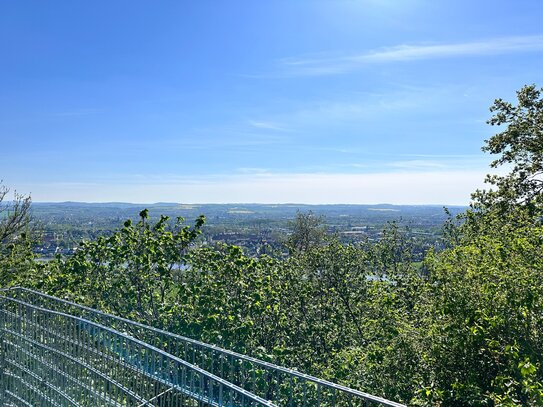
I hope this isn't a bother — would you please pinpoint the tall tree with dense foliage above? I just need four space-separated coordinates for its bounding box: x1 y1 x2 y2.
415 84 543 406
473 84 543 217
419 219 543 406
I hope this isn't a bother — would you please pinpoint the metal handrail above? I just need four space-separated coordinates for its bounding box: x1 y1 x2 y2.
0 291 276 407
2 287 406 407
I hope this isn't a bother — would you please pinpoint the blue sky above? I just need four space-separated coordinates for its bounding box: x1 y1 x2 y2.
1 0 542 204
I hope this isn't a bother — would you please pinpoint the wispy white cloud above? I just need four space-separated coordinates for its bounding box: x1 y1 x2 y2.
49 108 100 117
273 84 474 130
278 35 543 76
339 154 490 172
248 120 290 132
388 160 448 170
162 132 290 150
235 167 271 174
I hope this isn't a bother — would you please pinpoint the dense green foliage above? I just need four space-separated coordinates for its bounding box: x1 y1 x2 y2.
421 220 543 405
3 85 543 405
39 210 205 326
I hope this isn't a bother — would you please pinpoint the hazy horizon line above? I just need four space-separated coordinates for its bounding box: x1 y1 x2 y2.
31 200 468 207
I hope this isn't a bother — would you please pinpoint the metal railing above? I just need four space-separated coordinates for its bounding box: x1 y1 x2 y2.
0 291 274 407
1 288 406 407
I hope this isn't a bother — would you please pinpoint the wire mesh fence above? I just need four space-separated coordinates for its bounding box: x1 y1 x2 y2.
1 288 405 407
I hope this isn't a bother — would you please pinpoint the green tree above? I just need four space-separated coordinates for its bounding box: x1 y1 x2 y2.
416 85 543 405
417 218 543 406
178 244 283 353
0 182 31 244
276 226 422 403
42 209 205 327
286 210 327 253
0 182 35 286
473 84 543 216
